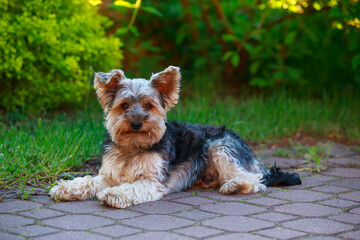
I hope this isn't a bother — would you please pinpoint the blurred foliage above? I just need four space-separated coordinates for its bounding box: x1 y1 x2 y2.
0 0 122 113
110 0 360 95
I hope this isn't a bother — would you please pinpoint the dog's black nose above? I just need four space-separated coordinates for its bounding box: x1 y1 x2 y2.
130 121 143 130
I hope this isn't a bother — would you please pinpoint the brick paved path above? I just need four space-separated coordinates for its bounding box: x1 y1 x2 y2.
1 144 359 239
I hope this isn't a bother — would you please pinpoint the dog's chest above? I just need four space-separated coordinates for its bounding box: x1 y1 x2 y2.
100 149 166 185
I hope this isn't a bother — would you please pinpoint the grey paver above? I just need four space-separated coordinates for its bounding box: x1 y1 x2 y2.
275 203 342 217
202 216 274 232
338 230 360 240
197 190 260 201
174 210 220 220
286 178 324 189
162 192 191 200
326 168 360 178
329 213 360 224
91 225 141 237
42 215 114 230
257 227 307 239
245 197 289 206
304 236 342 240
8 225 59 237
250 212 297 222
282 218 354 234
0 214 34 229
329 144 356 157
0 200 43 213
328 178 360 189
127 200 192 214
269 189 332 202
350 207 360 214
338 191 360 201
34 231 111 240
319 198 359 208
304 175 339 182
30 195 56 205
94 209 142 220
0 232 26 240
207 233 269 240
310 185 352 194
200 202 266 215
172 196 216 205
122 215 194 230
121 232 194 240
19 208 65 219
48 200 109 213
328 157 359 166
174 226 223 238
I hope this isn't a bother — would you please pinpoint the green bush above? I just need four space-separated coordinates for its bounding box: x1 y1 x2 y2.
0 0 122 113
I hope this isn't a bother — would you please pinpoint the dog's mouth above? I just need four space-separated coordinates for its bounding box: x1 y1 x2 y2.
124 130 148 135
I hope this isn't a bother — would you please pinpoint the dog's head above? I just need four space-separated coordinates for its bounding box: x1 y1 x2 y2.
94 66 181 148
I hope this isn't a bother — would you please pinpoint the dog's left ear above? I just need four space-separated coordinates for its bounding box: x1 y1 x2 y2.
150 66 181 110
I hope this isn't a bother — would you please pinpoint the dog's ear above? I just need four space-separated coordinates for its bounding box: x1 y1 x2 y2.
150 66 181 110
94 69 125 110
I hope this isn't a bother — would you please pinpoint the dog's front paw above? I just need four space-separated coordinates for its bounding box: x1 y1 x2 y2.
49 181 75 201
96 188 132 208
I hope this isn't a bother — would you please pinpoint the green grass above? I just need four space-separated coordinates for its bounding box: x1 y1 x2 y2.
1 94 359 190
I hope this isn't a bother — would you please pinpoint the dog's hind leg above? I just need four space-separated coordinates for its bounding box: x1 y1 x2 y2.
208 136 266 195
50 175 109 201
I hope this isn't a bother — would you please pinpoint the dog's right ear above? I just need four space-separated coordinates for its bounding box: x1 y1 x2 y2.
94 69 125 110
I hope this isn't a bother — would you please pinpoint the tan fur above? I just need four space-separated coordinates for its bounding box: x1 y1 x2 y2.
208 143 266 194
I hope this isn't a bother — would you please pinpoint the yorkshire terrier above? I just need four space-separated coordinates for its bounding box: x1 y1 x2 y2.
50 66 301 208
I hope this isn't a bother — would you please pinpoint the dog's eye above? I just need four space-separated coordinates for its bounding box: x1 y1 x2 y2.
121 103 130 110
145 103 153 111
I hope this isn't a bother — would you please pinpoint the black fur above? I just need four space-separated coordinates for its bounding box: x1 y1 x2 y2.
261 164 302 186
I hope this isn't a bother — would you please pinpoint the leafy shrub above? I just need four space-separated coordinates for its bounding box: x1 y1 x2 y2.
0 0 122 113
112 0 360 96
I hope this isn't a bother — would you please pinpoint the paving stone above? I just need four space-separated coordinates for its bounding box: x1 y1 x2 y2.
18 208 65 219
34 231 111 240
329 144 356 157
250 212 297 222
329 178 360 189
0 200 43 213
30 195 56 205
162 192 191 200
174 210 220 220
338 191 360 202
94 209 142 220
286 178 324 189
200 202 266 216
122 215 193 231
328 158 359 166
264 187 283 193
303 236 342 240
350 207 360 214
202 216 274 232
48 200 109 213
127 201 192 214
329 213 360 224
174 226 223 238
42 215 114 230
304 175 339 182
0 214 34 229
319 198 359 208
275 203 342 217
268 190 331 202
245 197 288 206
8 225 59 237
310 185 352 194
207 233 269 240
261 157 305 168
121 232 193 240
326 168 360 178
282 218 354 234
197 190 260 201
172 196 216 205
91 225 141 237
257 227 307 239
338 230 360 240
0 232 26 240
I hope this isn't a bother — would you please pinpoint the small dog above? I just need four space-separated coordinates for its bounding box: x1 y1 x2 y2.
50 66 301 208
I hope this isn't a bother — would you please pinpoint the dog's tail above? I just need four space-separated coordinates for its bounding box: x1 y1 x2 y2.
261 163 302 186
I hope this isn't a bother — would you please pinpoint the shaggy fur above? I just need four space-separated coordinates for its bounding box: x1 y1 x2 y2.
50 66 301 208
